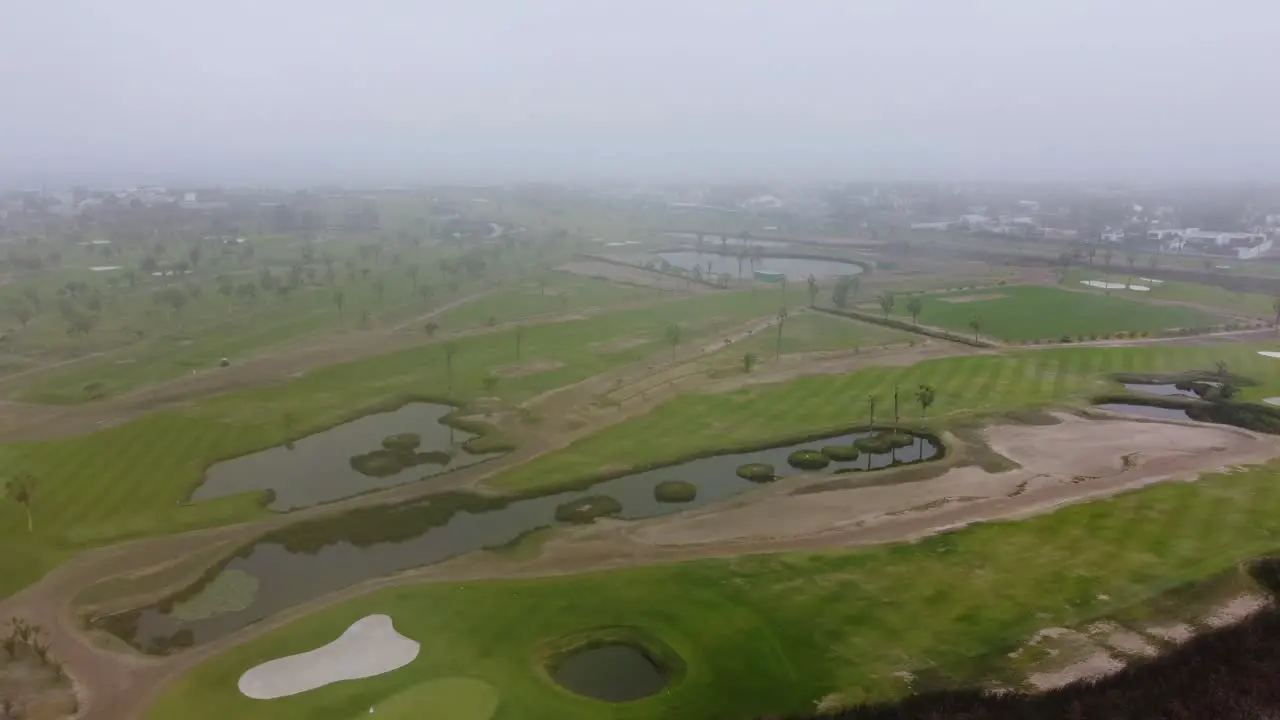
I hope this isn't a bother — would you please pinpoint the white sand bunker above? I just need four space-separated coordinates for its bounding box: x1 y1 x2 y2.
1080 280 1149 291
1264 398 1280 406
238 615 419 699
1138 277 1164 284
1258 352 1280 360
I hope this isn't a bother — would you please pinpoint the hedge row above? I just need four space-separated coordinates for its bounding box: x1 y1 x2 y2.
814 306 996 348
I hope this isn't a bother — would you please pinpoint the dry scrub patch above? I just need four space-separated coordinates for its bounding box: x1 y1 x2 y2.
492 360 566 378
938 293 1008 304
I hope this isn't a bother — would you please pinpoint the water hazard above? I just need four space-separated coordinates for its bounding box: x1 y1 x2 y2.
655 251 864 280
101 429 939 653
190 403 496 511
552 644 669 701
1097 403 1192 421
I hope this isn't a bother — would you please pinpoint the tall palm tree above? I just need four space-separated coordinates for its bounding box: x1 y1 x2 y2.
1125 252 1137 288
444 343 457 392
806 274 818 308
968 316 982 342
867 393 879 430
915 384 936 454
1272 295 1280 330
775 306 789 359
6 474 36 533
907 296 923 324
664 322 682 361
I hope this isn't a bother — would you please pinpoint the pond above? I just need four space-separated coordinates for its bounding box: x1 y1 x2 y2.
1096 403 1192 421
99 430 939 653
661 232 789 249
1120 383 1198 398
190 403 497 511
655 250 863 280
552 644 669 702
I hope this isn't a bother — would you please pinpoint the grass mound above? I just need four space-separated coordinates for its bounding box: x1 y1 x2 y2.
381 432 422 451
735 463 776 483
787 449 831 470
362 677 498 720
653 481 698 503
820 445 861 462
554 495 623 524
853 431 914 454
349 449 452 478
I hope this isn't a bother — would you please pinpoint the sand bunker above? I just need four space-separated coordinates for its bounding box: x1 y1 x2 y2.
1138 277 1164 284
939 293 1007 303
238 615 419 699
1258 352 1280 360
1080 280 1150 291
1264 398 1280 406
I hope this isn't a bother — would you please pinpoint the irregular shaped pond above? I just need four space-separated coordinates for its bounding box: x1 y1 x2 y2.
100 429 938 652
552 644 668 702
1097 403 1192 421
238 614 419 699
655 251 863 280
191 403 497 511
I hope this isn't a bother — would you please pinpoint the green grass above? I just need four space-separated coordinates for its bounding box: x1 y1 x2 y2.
890 285 1226 342
1068 269 1276 318
430 271 663 330
0 289 787 598
146 460 1280 720
361 677 499 719
732 312 912 359
488 343 1280 493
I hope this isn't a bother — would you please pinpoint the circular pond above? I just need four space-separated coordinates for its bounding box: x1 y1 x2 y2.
551 643 669 702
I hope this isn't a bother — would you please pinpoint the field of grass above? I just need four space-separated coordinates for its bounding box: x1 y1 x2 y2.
488 342 1280 493
1067 269 1276 318
887 285 1226 342
429 271 664 330
3 234 577 404
146 460 1280 720
0 289 789 598
730 311 913 360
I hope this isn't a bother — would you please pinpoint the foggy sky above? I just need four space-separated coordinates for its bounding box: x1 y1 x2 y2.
2 0 1278 187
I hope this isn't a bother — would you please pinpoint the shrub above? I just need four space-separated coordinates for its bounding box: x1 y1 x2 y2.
349 448 451 477
821 445 861 462
855 431 915 454
787 449 831 470
554 495 623 523
1060 334 1073 343
735 463 776 483
653 480 697 503
381 432 422 451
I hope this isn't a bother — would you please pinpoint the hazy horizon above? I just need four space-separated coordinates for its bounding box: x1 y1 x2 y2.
3 0 1279 188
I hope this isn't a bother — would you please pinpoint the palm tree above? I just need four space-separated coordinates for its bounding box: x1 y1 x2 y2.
867 393 879 430
968 316 982 341
333 289 345 316
743 352 758 373
906 296 924 324
915 384 936 420
444 343 457 392
878 291 895 319
1272 295 1280 330
892 384 901 432
1125 252 1137 288
515 325 525 360
7 473 36 532
664 322 682 361
806 274 818 308
775 306 789 359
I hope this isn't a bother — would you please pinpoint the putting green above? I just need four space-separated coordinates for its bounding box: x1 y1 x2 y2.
364 677 499 719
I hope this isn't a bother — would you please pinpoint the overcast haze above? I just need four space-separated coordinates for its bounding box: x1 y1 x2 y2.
2 0 1278 187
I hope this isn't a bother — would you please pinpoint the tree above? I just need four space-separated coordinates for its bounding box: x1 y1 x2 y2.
125 269 138 288
906 296 924 324
832 275 859 309
664 322 682 361
333 289 345 316
743 352 758 373
806 274 818 308
217 275 233 297
878 291 895 319
1125 252 1137 288
968 315 982 341
21 286 39 311
1272 295 1280 329
867 394 878 429
444 343 457 392
9 301 32 328
1203 258 1213 273
1148 254 1159 271
1102 248 1113 267
6 474 36 532
423 321 439 337
892 384 901 431
775 306 789 359
515 325 525 360
915 384 936 420
374 278 385 302
1054 251 1072 284
482 374 499 393
189 245 202 268
407 263 420 291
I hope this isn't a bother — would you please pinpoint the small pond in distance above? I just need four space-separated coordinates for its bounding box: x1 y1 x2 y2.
1097 403 1192 421
102 430 938 652
552 644 669 702
190 403 496 511
655 251 863 280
